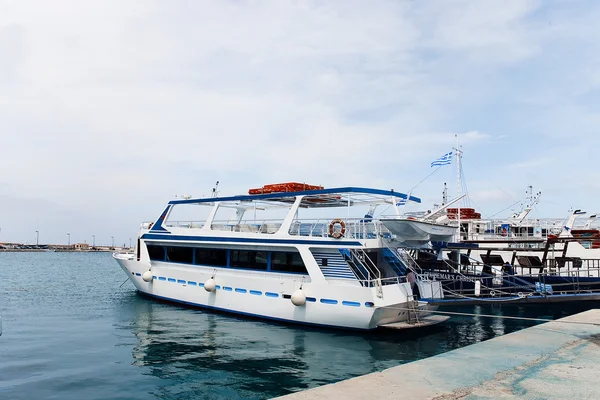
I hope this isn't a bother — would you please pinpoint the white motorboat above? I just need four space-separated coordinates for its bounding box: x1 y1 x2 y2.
380 218 456 246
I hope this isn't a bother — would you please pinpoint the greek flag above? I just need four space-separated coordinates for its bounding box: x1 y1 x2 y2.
396 198 407 206
431 151 453 167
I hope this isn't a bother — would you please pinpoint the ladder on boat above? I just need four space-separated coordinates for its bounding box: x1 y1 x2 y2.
406 300 421 325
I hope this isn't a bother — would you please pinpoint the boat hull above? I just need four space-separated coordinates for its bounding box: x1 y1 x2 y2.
114 254 429 331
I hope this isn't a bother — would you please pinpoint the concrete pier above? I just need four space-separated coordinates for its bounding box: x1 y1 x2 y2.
276 309 600 400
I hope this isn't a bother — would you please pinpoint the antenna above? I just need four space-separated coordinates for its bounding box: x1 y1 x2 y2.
212 181 220 198
442 182 448 205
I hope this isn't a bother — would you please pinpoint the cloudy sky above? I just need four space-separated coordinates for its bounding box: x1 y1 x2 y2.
1 0 599 245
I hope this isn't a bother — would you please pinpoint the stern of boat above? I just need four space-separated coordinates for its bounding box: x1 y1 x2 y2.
367 280 442 328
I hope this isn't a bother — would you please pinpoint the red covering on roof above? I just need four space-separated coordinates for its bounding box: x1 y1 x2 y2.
248 182 324 195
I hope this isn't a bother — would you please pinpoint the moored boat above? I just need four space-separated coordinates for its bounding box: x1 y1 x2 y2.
114 185 447 330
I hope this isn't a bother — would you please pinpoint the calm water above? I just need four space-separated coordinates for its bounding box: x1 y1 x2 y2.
0 252 595 399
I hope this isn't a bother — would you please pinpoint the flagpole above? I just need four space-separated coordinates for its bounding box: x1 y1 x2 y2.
455 134 461 242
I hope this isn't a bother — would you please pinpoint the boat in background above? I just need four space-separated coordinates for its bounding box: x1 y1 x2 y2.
408 208 600 306
380 193 465 247
380 218 455 246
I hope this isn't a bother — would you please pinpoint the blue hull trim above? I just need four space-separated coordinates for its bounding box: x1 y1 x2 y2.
137 291 374 331
141 233 362 247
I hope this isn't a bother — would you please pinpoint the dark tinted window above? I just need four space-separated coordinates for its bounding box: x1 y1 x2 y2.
166 246 194 264
147 245 165 261
271 251 307 274
481 254 505 266
230 250 268 270
195 248 227 267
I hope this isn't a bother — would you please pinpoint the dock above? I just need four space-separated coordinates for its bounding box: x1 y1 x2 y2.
275 309 600 400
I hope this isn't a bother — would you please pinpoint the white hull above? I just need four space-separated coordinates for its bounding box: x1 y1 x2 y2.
114 254 437 330
381 219 456 245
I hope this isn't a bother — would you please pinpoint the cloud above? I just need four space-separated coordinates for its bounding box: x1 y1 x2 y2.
1 0 599 243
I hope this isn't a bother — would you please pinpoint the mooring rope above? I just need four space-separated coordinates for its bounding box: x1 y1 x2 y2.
384 305 600 326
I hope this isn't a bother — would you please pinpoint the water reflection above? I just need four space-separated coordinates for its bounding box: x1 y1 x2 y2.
115 293 596 399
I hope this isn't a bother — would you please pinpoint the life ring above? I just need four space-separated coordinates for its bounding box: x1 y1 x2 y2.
328 218 346 239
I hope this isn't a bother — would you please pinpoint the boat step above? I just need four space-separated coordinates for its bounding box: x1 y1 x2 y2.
378 315 450 330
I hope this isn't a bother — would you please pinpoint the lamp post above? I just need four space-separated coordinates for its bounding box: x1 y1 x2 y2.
111 236 114 248
35 230 39 246
129 238 132 248
92 235 95 247
67 233 70 246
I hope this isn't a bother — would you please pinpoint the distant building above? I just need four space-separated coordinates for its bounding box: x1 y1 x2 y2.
74 243 90 250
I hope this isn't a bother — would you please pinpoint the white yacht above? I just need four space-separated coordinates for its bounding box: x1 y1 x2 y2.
114 184 446 331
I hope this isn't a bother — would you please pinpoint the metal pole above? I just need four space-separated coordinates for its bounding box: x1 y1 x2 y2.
455 135 461 242
92 235 95 247
111 236 114 248
35 230 39 246
67 233 70 246
129 238 132 248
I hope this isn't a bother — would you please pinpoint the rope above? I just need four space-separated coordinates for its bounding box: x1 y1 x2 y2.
440 286 531 302
386 305 600 326
407 166 444 194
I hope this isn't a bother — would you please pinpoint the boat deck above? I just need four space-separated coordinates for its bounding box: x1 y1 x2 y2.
377 315 449 330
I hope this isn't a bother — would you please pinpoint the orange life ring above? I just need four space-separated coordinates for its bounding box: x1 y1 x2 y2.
328 218 346 239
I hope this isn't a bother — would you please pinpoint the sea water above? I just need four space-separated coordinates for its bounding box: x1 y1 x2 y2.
0 252 593 399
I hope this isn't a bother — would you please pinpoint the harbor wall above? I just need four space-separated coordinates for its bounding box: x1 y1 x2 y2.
276 309 600 399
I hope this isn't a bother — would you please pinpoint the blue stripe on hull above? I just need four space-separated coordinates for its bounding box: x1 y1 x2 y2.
136 291 373 331
141 234 362 246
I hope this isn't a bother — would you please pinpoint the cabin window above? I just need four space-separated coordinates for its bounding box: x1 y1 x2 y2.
271 251 307 274
230 250 268 270
195 248 227 267
147 245 165 261
166 246 194 264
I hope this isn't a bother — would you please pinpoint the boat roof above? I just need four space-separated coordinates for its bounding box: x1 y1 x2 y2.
168 187 421 208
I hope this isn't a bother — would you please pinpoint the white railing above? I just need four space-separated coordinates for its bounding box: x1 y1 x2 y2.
165 221 205 229
164 217 393 240
288 218 391 240
462 218 564 242
356 276 404 286
164 219 283 234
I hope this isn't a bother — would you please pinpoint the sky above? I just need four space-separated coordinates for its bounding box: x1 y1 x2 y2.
1 0 599 245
